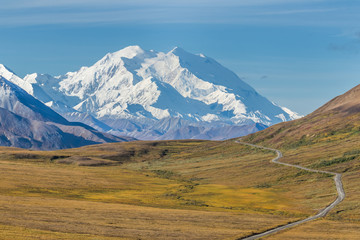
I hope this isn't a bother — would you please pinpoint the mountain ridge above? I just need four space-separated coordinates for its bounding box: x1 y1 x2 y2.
244 83 360 148
0 75 132 150
5 46 301 140
312 84 360 115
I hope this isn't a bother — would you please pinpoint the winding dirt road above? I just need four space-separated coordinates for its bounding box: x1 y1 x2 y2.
236 141 345 240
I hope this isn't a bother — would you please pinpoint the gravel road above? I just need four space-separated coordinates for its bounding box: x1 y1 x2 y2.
236 141 345 240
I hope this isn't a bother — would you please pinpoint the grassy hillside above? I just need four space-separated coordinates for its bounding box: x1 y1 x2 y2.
0 139 340 239
244 135 360 239
242 85 360 239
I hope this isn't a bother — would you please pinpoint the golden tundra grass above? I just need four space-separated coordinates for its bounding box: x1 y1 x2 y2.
0 140 341 239
265 220 360 240
244 112 360 239
261 139 360 239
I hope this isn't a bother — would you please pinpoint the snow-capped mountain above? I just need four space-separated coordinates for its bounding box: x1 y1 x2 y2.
4 46 301 140
0 66 132 150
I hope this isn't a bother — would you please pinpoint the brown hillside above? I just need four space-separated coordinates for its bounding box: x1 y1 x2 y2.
244 84 360 239
244 83 360 148
312 84 360 115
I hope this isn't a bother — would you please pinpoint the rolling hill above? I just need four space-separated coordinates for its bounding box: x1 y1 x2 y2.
0 139 341 239
245 83 360 148
243 83 360 239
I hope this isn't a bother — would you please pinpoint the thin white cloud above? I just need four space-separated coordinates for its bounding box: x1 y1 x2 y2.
0 0 358 27
256 8 336 15
0 0 326 9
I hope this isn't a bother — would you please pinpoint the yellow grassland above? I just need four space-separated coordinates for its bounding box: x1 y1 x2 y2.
0 140 343 239
244 112 360 239
265 220 360 239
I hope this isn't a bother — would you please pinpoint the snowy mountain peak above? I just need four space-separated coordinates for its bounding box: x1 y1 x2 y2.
0 63 11 71
170 47 208 62
110 45 147 59
0 64 34 94
170 46 191 55
23 73 38 84
0 75 131 150
4 46 301 140
24 72 57 85
0 75 66 124
0 64 16 80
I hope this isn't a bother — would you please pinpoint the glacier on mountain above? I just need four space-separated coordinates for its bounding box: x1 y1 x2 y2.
1 46 301 140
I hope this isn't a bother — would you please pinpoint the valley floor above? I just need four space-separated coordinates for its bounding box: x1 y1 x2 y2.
0 140 358 239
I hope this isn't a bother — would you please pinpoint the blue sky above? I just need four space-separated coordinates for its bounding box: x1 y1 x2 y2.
1 0 360 115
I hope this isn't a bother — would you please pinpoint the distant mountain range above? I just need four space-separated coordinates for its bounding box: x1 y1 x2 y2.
0 72 132 150
0 46 301 141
